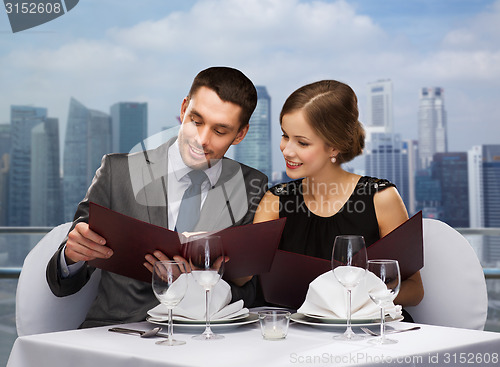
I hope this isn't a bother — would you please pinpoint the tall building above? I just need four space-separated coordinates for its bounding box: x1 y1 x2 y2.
110 102 148 153
30 118 63 226
366 79 393 134
431 152 469 228
365 133 409 209
0 124 11 225
7 106 47 226
469 145 500 265
468 146 484 228
234 86 272 179
63 98 111 221
418 87 447 169
364 80 411 211
403 139 419 215
414 168 442 219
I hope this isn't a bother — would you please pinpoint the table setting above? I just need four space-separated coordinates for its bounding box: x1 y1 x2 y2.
141 234 411 345
7 233 500 366
146 276 258 332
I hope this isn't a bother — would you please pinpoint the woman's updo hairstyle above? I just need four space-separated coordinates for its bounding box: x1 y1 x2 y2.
279 80 365 164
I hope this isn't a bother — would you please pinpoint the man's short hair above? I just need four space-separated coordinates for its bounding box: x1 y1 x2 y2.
188 66 257 129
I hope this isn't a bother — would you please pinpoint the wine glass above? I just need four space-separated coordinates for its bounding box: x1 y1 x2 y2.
186 235 225 340
367 259 401 344
331 235 368 340
152 260 189 346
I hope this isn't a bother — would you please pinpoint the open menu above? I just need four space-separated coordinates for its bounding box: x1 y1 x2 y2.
259 211 423 309
88 202 286 283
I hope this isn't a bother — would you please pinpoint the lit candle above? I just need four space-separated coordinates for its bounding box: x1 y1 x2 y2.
263 325 285 340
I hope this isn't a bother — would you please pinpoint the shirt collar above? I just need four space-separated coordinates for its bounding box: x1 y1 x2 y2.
168 140 222 187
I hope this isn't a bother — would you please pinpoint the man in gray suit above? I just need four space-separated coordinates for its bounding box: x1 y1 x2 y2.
46 67 268 328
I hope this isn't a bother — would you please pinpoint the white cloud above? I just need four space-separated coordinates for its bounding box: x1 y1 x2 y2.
442 0 500 51
0 0 499 164
108 0 387 56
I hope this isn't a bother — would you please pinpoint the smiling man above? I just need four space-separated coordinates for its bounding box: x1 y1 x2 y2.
46 67 268 328
177 86 247 170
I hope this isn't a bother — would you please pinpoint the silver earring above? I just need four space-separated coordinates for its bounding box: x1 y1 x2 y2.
331 156 337 164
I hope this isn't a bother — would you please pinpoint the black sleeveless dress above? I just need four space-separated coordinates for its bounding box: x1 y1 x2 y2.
268 176 414 322
270 176 395 260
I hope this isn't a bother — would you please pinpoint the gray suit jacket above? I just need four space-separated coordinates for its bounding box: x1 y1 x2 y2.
46 138 268 328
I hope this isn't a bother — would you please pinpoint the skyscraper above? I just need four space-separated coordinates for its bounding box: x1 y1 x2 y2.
418 87 447 169
0 124 11 226
63 98 111 221
403 139 419 215
414 168 442 219
7 106 47 226
469 145 500 265
366 79 393 134
234 86 272 179
364 79 410 210
468 146 484 228
110 102 148 153
431 152 469 228
365 132 409 209
30 118 63 226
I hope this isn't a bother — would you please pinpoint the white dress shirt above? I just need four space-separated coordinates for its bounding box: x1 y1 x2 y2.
166 140 222 230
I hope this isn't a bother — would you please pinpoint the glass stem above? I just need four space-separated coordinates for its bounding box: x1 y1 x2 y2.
346 289 353 335
168 308 173 342
380 306 385 342
204 289 211 334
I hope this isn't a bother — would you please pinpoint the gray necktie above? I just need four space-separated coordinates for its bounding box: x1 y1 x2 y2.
175 170 208 233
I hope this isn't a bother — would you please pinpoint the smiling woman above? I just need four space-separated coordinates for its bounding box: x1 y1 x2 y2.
254 79 424 315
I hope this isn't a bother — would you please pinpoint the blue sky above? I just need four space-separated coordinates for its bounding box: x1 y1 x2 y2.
1 0 499 172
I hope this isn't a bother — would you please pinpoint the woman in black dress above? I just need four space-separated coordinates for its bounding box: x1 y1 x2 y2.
254 80 424 309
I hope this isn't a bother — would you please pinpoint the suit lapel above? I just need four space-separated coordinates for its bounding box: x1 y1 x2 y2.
137 138 176 228
196 158 248 231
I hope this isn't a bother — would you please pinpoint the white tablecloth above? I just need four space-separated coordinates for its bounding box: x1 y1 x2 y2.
7 320 500 367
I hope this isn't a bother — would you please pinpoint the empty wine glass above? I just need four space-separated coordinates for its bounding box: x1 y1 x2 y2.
187 235 225 340
331 235 367 340
152 260 189 346
367 259 401 344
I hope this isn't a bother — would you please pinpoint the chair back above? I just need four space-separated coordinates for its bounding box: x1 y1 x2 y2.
405 218 488 330
16 222 101 336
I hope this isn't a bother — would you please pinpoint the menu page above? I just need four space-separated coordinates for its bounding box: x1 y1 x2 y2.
88 202 286 282
260 211 423 308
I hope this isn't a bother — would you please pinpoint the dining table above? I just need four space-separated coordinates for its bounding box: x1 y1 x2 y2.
7 314 500 367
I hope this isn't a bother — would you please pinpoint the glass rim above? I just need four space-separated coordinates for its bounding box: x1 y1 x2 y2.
257 310 291 316
367 259 399 264
154 259 186 265
153 259 188 271
335 235 365 240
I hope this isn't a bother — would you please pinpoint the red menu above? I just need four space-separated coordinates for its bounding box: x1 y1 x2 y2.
259 211 423 309
88 202 286 283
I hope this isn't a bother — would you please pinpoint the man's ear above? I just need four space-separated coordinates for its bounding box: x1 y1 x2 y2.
232 124 249 145
180 97 189 122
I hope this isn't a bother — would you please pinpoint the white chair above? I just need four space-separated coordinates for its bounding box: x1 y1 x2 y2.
15 222 101 336
405 218 488 330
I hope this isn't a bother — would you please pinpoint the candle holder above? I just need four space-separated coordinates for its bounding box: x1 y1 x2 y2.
258 310 291 340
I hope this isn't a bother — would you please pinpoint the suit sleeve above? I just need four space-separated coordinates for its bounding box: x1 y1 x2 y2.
46 154 112 297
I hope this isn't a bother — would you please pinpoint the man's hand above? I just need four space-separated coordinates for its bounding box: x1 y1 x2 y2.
65 222 112 264
144 251 189 274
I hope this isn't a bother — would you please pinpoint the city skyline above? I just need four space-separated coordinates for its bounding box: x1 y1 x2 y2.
234 86 273 179
1 0 499 172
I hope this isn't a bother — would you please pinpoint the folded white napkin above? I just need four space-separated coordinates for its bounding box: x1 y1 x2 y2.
297 270 402 320
148 274 248 321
